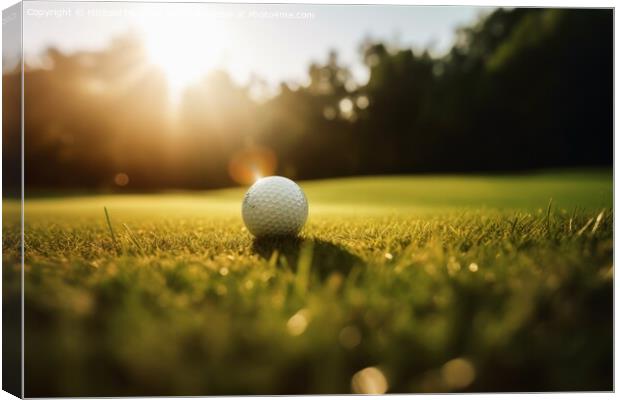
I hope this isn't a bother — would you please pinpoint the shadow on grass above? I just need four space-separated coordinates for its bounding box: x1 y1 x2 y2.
252 236 361 279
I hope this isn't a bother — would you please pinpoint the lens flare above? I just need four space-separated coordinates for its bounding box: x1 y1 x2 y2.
228 146 277 185
114 173 130 187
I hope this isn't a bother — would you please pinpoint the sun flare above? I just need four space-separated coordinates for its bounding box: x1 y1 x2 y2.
138 18 228 102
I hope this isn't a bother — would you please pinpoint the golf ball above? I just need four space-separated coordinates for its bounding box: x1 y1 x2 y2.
242 176 308 237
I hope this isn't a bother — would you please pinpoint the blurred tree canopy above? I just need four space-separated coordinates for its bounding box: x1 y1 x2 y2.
4 8 612 191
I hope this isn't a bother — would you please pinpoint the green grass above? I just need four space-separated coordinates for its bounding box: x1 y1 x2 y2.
3 170 613 395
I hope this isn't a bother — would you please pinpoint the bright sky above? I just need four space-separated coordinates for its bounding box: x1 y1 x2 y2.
22 2 493 96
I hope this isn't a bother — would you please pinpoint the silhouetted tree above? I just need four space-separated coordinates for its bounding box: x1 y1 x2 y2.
6 8 612 191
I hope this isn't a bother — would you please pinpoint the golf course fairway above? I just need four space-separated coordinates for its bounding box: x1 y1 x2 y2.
3 170 612 395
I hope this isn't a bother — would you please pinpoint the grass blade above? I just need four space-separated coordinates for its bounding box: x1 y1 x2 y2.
295 240 314 298
591 210 605 234
577 218 594 236
545 198 553 234
104 207 120 254
510 214 520 236
268 250 279 268
123 223 144 253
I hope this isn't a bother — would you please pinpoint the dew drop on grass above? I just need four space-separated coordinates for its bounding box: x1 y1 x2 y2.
441 358 476 390
351 366 388 394
287 309 310 336
356 95 370 109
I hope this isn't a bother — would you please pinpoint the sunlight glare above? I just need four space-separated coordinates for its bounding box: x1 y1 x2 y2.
138 17 228 103
252 166 264 182
228 146 277 185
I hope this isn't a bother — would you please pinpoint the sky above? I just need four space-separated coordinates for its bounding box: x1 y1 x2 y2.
21 2 493 95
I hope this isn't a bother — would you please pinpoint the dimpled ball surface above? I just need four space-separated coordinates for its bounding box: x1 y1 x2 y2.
242 176 308 237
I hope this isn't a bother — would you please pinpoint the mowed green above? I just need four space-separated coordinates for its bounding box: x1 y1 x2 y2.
3 170 613 395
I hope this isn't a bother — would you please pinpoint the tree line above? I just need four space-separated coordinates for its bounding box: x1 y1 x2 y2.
2 8 612 191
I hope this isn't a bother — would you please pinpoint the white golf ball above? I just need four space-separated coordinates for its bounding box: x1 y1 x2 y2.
242 176 308 237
